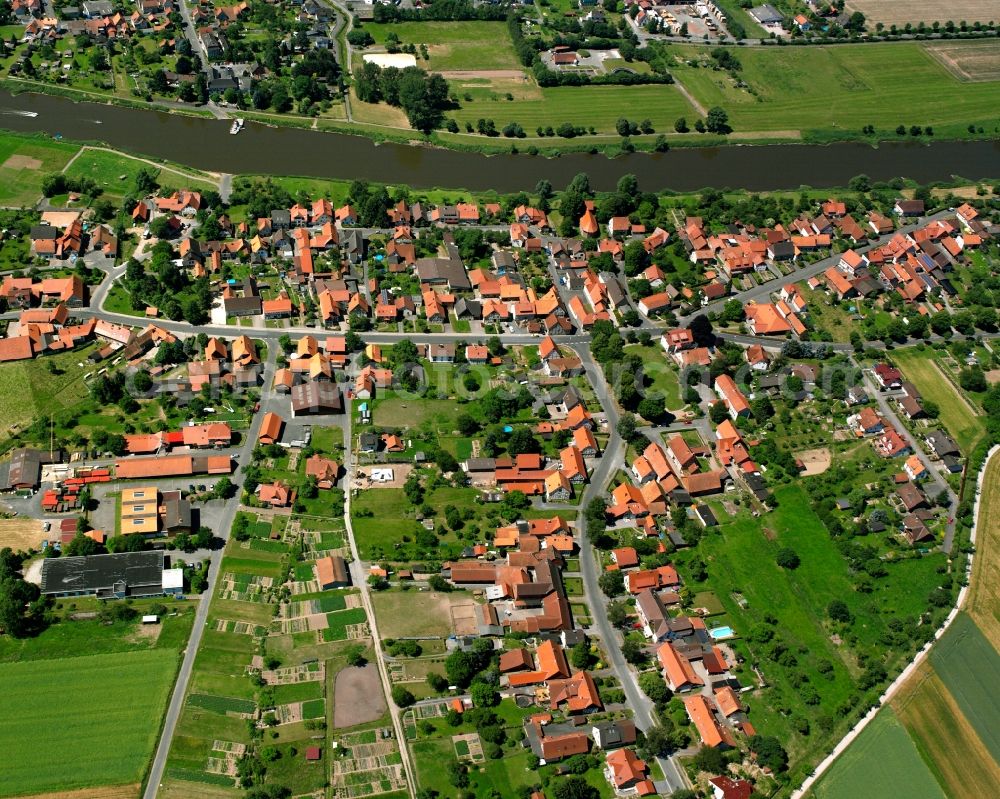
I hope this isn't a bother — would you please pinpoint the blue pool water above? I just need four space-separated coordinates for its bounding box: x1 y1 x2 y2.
709 626 735 640
503 425 514 433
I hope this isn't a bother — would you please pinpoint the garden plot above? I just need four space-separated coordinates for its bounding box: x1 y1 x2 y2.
219 572 277 603
214 619 264 635
261 662 325 686
186 693 256 719
205 741 244 779
330 738 406 799
452 733 484 763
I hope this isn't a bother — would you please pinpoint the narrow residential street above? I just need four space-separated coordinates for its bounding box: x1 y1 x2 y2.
570 343 691 794
337 405 418 799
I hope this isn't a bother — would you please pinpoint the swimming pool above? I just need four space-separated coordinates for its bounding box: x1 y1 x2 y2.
709 626 735 640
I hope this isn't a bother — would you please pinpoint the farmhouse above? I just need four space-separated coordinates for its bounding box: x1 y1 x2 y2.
40 550 183 599
316 555 350 589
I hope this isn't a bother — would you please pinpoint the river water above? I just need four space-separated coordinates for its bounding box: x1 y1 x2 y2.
1 90 999 192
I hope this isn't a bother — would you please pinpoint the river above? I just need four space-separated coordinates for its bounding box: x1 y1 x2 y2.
1 90 999 192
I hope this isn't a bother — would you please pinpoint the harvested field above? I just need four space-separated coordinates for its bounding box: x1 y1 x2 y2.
795 447 832 476
333 663 386 728
968 450 1000 645
0 518 44 551
928 613 1000 764
926 41 1000 82
12 785 140 799
893 662 1000 799
845 0 999 26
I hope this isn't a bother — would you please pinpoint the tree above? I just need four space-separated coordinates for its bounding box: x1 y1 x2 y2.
391 685 416 707
607 600 630 628
552 776 598 799
471 682 500 708
63 532 101 557
692 745 726 773
709 402 729 425
599 569 624 597
705 107 730 134
445 650 481 688
828 599 851 623
569 641 594 670
506 427 540 456
637 394 667 423
639 671 672 706
345 645 368 667
749 735 788 772
960 366 987 392
674 117 688 133
776 547 800 570
620 638 646 664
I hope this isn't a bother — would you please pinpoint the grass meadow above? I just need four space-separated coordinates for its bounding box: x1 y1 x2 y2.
0 649 178 796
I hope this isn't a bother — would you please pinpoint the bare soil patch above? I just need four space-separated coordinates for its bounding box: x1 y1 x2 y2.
0 518 44 551
449 599 478 636
333 663 386 728
795 447 832 476
12 786 140 799
2 154 43 170
985 369 1000 386
845 0 998 27
439 69 527 79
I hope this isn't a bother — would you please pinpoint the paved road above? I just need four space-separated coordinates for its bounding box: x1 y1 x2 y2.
144 344 279 799
858 359 959 552
568 342 690 794
678 211 958 323
338 402 418 798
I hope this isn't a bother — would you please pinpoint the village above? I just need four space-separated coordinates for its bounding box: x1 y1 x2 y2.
0 152 996 799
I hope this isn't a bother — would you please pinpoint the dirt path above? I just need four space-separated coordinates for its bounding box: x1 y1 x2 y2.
670 77 707 118
13 784 141 799
437 70 528 79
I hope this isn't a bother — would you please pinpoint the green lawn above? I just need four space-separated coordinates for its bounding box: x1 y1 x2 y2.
813 708 946 799
626 343 684 408
671 42 1000 139
363 21 521 71
0 131 77 206
371 395 466 434
0 649 179 796
892 347 987 454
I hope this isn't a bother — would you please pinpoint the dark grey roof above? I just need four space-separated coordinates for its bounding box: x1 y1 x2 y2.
40 551 165 596
415 257 470 291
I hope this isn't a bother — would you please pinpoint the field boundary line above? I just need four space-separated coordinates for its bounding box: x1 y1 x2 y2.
793 444 999 798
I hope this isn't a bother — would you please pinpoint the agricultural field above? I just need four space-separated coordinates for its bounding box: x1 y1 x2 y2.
670 42 1000 139
811 708 946 799
0 649 178 797
892 347 987 453
926 40 1000 82
892 663 1000 799
928 613 1000 763
446 83 695 137
361 22 522 72
967 450 1000 644
0 131 77 206
844 0 999 27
